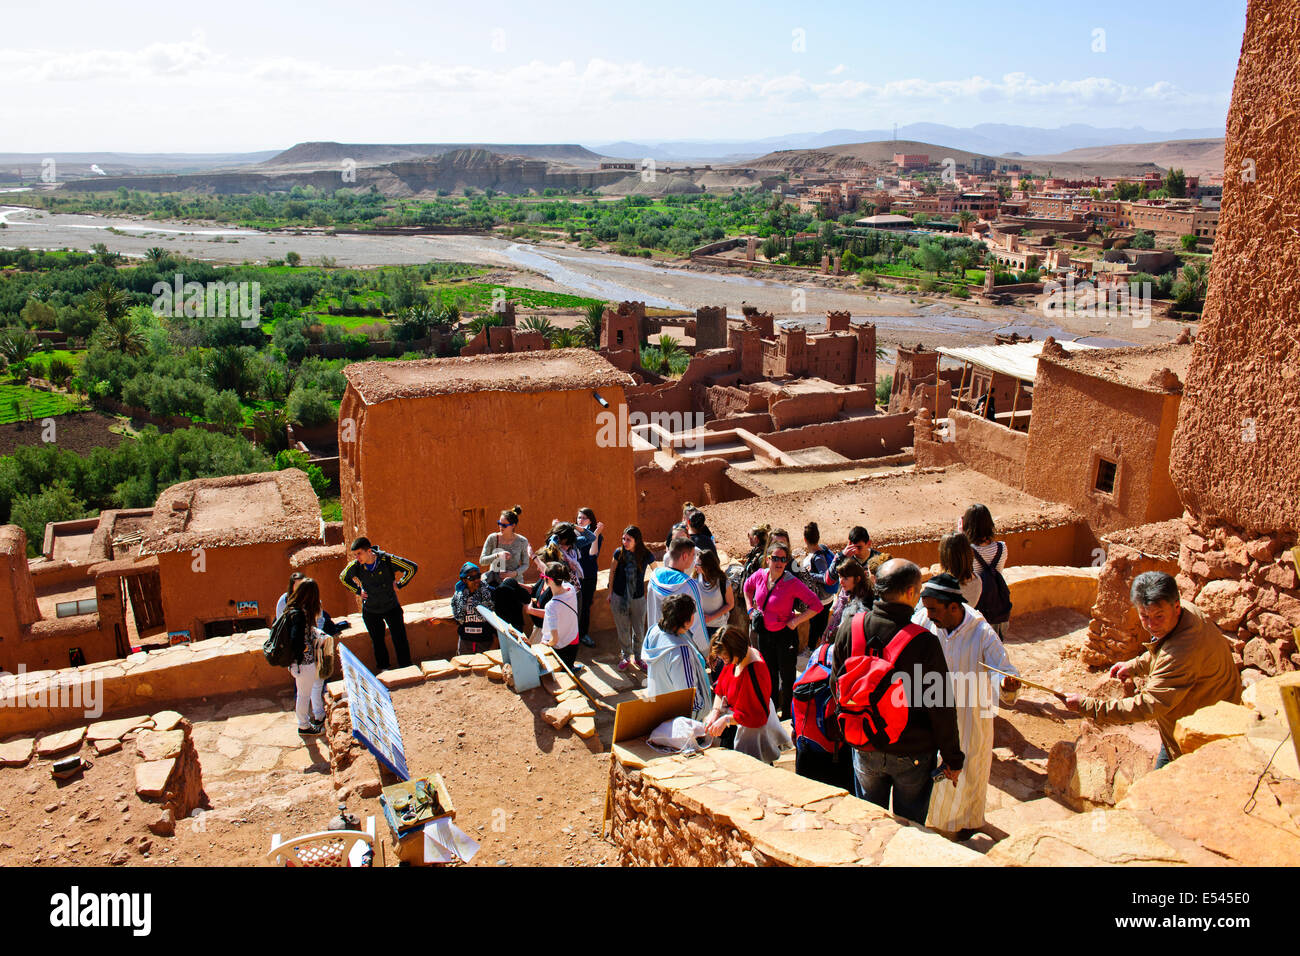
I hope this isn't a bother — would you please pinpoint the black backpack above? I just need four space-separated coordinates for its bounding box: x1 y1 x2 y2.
972 543 1013 625
263 608 302 667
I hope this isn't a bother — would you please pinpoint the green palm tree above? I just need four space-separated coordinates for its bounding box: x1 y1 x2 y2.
93 311 147 357
465 313 503 336
145 247 169 266
551 329 581 349
577 302 606 347
0 328 37 364
90 281 129 324
519 315 557 341
253 406 294 454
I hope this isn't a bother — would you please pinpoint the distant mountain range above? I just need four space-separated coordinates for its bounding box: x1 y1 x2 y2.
591 123 1226 162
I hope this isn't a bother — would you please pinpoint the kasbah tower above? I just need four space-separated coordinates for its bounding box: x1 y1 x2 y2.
1168 0 1300 677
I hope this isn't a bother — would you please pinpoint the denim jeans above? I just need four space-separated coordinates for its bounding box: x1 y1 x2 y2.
610 592 646 660
852 748 937 825
1156 744 1172 769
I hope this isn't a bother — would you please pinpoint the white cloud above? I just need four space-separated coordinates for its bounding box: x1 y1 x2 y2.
0 42 1228 148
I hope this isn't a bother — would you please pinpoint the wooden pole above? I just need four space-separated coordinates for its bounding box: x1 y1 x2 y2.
957 361 970 407
1009 378 1021 430
1281 684 1300 773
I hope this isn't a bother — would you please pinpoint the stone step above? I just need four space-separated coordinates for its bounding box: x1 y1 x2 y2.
575 659 636 699
986 796 1077 835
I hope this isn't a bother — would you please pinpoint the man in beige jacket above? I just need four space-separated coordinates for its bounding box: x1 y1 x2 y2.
1066 571 1242 767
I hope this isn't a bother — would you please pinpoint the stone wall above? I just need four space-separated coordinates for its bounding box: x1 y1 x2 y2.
1176 516 1299 679
1084 521 1183 667
608 741 985 866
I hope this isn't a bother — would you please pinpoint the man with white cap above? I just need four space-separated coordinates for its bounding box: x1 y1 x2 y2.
913 572 1021 842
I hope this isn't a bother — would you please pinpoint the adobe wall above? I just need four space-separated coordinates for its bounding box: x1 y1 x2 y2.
699 384 762 420
6 612 120 675
156 540 300 643
288 543 353 617
342 385 637 598
945 410 1029 490
1168 0 1300 536
635 456 752 545
0 527 40 641
759 413 913 460
768 390 844 430
28 560 94 593
705 412 774 434
878 521 1091 573
0 585 616 737
1024 361 1182 534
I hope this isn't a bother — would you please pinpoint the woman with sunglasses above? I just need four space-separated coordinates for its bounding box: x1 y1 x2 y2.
480 505 531 633
451 562 496 655
481 505 530 586
742 542 821 722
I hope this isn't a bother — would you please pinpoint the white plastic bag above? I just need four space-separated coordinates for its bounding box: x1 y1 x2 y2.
647 716 712 754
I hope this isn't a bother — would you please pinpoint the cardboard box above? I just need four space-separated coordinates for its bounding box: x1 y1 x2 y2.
379 775 455 865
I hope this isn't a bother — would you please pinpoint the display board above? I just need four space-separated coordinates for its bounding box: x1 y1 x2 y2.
338 643 410 780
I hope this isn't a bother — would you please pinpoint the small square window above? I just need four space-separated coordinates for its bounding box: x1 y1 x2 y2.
1095 458 1118 494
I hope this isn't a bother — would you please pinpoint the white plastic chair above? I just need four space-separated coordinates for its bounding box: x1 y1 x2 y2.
268 815 376 867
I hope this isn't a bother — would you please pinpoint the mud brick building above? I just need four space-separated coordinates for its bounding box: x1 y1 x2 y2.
338 350 638 596
136 470 328 644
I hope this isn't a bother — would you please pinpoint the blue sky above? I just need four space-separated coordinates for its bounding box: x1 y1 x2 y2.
2 0 1247 151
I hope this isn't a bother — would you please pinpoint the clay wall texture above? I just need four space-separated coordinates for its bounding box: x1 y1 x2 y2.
1025 360 1182 534
156 541 295 643
1169 0 1300 536
341 385 637 597
879 521 1089 572
634 457 753 546
943 410 1029 490
288 544 354 618
767 390 846 430
759 413 913 461
0 526 126 673
705 412 774 434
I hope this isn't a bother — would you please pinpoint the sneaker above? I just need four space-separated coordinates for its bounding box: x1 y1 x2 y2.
299 721 324 737
617 658 630 671
635 657 645 670
580 634 596 647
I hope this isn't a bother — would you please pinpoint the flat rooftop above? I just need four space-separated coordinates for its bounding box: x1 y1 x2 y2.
1039 342 1193 393
702 465 1078 555
343 349 635 404
139 469 321 554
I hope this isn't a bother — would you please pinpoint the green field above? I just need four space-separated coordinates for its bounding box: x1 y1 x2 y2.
0 383 87 424
25 350 87 376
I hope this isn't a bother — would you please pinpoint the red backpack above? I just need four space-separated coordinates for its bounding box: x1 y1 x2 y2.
835 612 926 750
792 642 840 755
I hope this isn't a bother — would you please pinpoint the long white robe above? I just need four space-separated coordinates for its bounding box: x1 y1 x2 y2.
645 568 709 654
912 604 1020 832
